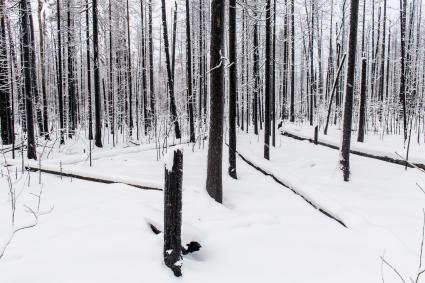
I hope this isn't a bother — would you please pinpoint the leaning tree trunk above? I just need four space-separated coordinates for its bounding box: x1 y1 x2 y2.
228 0 237 178
206 0 225 203
340 0 360 181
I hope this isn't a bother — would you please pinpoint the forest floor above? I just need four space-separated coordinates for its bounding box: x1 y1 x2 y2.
0 124 424 282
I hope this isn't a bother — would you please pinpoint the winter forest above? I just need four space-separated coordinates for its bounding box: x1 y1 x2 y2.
1 0 425 281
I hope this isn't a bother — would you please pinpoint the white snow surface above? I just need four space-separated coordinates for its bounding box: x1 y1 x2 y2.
1 129 425 282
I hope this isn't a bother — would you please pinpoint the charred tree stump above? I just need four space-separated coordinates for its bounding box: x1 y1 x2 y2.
164 149 183 277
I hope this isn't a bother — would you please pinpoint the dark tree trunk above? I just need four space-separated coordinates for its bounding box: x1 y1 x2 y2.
140 0 148 134
228 0 237 178
126 0 133 136
185 0 195 143
206 0 225 203
86 0 93 140
340 0 360 182
164 149 183 277
20 0 36 159
148 0 155 126
0 0 12 145
161 0 181 139
399 0 408 141
57 0 65 144
253 3 259 135
67 0 76 137
357 0 367 142
93 0 103 147
38 0 49 139
272 0 276 146
264 0 271 160
290 0 295 122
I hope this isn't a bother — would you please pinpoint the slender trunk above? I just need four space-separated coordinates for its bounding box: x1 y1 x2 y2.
93 0 103 147
228 0 237 178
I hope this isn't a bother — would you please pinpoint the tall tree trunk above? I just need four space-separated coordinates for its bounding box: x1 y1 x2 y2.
57 0 65 144
140 0 148 134
206 0 225 203
185 0 195 143
357 0 367 142
290 0 295 122
161 0 181 139
67 0 76 137
148 0 155 126
340 0 360 181
20 0 37 159
38 0 49 139
93 0 103 147
264 0 271 160
86 0 93 140
399 0 408 141
126 0 133 136
228 0 237 178
0 0 12 145
253 2 259 135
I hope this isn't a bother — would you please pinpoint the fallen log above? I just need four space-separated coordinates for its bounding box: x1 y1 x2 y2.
281 130 425 170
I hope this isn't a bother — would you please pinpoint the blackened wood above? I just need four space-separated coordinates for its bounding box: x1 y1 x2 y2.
228 0 237 178
93 0 103 147
0 0 12 145
185 0 195 143
161 0 181 139
206 0 225 203
340 0 360 181
264 0 271 160
56 0 65 145
20 0 37 160
164 149 183 277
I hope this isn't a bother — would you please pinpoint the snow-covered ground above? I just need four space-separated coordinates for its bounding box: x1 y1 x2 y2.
1 127 424 282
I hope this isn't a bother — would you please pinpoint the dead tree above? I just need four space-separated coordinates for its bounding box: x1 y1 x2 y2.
164 148 183 277
56 0 65 144
185 0 195 143
357 0 367 142
228 0 237 178
37 0 49 139
264 0 272 160
0 0 12 145
206 0 225 203
93 0 103 147
20 0 36 159
161 0 181 139
340 0 360 182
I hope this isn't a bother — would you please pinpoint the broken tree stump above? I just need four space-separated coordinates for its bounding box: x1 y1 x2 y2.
164 148 183 277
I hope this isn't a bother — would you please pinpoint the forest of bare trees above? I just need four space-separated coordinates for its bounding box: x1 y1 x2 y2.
0 0 424 188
